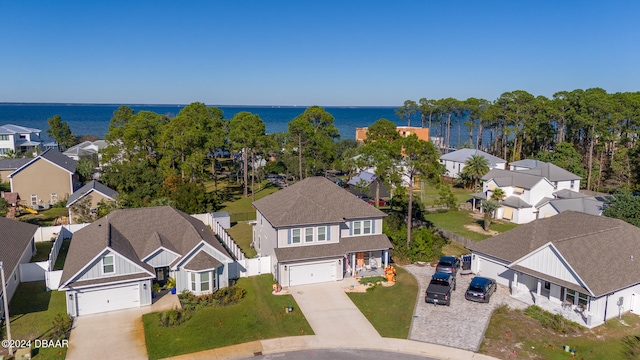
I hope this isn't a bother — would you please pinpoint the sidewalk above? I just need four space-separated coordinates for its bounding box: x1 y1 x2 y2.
163 279 500 360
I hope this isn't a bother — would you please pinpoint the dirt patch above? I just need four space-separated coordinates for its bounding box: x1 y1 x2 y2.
344 281 395 293
464 223 499 236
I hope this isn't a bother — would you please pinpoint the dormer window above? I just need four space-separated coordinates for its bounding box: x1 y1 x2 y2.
102 255 115 274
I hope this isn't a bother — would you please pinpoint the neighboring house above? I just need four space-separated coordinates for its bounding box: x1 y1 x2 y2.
439 148 506 179
469 211 640 328
0 158 30 183
510 159 582 192
475 161 584 224
355 126 430 143
252 176 393 287
0 218 37 318
347 171 391 199
0 124 43 157
536 189 608 218
63 140 108 166
66 180 118 224
59 206 235 317
8 149 79 208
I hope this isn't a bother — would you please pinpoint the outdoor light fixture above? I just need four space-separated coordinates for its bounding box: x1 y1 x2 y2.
69 294 73 300
338 259 342 265
143 283 147 290
284 265 287 270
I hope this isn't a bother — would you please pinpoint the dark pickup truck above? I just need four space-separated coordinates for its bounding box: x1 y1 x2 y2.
425 272 456 306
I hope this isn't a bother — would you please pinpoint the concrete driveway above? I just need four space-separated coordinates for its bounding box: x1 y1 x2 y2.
405 263 527 351
66 291 180 360
290 278 382 349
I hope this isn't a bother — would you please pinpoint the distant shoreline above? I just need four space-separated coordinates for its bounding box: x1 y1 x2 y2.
0 102 397 109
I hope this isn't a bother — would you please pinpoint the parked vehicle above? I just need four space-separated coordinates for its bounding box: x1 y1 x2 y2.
435 256 461 277
425 272 456 306
366 198 388 206
465 276 497 303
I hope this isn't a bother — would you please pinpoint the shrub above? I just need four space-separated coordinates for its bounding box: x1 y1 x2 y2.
213 286 246 306
524 305 581 334
621 334 640 359
158 308 190 327
50 313 73 340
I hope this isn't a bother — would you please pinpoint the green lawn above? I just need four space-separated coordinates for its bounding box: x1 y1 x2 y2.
425 210 519 241
1 281 68 359
219 181 280 219
31 241 54 262
420 182 473 207
18 207 69 227
226 222 257 258
347 266 418 338
143 274 313 360
53 239 71 271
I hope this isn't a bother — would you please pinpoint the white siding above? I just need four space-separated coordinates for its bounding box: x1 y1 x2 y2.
515 273 538 293
513 207 538 224
516 245 582 286
473 253 514 287
78 251 145 281
254 210 278 257
277 224 340 247
537 203 559 219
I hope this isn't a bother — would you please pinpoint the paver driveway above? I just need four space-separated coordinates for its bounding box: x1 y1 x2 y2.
405 263 527 351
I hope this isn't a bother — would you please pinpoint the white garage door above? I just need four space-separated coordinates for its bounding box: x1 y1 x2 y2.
76 283 140 316
289 261 336 287
477 256 513 287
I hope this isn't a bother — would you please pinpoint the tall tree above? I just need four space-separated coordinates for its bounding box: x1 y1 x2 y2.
395 100 419 127
398 135 443 247
46 115 75 150
228 112 266 198
461 154 489 190
287 106 339 180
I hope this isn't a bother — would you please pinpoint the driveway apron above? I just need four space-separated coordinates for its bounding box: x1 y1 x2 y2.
290 279 382 348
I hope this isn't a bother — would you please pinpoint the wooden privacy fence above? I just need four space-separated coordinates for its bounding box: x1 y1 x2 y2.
212 219 246 260
435 227 475 249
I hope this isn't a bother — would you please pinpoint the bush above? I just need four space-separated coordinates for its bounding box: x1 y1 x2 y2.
524 305 581 334
621 334 640 359
213 286 246 306
50 313 73 340
158 308 190 327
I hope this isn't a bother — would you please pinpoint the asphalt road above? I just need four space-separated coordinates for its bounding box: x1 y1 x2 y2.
245 349 437 360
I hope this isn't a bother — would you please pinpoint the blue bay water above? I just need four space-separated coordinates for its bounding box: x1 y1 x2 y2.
0 104 471 147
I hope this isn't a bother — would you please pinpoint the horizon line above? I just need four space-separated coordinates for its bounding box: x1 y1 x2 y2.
0 102 397 108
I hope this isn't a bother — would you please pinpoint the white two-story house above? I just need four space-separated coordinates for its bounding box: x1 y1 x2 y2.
509 159 581 192
0 124 43 157
439 148 507 179
252 176 393 287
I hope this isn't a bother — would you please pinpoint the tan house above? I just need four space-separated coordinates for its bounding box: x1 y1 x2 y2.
8 149 79 208
66 180 118 223
0 158 30 183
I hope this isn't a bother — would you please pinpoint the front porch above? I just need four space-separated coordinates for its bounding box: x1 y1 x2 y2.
343 250 389 278
511 290 602 328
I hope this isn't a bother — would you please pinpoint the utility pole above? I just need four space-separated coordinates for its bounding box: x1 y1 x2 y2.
0 261 13 356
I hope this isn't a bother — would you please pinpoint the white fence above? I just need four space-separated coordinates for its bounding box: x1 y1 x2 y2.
231 256 272 278
213 220 246 260
19 261 48 282
46 270 63 290
34 223 88 242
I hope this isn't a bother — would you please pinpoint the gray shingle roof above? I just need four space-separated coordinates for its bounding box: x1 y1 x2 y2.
440 148 506 167
253 177 386 228
518 162 582 182
502 196 533 208
553 189 588 199
60 206 233 287
0 218 37 283
66 180 118 207
469 211 640 297
183 251 223 271
274 234 393 262
481 168 547 189
40 149 77 173
548 197 604 216
0 158 30 170
0 124 41 135
509 159 546 169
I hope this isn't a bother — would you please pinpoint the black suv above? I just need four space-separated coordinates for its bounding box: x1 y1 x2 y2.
465 276 497 303
435 256 461 277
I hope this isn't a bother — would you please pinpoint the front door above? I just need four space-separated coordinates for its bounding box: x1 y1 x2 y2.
155 267 169 286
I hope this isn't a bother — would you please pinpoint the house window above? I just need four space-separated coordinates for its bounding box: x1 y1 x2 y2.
305 228 313 243
102 255 115 274
571 180 575 188
0 135 8 141
31 194 38 206
566 289 576 305
292 229 301 244
364 220 371 234
191 273 197 291
200 272 210 292
51 193 58 204
353 221 362 235
578 292 588 307
353 221 372 236
317 226 326 241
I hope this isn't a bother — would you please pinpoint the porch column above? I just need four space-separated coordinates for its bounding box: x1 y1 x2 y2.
536 280 542 296
512 272 518 295
351 253 356 276
383 250 388 268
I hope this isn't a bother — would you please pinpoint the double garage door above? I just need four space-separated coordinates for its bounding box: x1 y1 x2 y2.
76 283 140 316
289 261 336 287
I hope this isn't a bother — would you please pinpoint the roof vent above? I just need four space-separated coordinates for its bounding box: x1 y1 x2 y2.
632 255 634 261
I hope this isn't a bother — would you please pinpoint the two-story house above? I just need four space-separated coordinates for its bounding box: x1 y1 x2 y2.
8 149 79 208
59 206 235 316
439 148 507 179
509 159 582 192
252 177 393 287
0 124 43 157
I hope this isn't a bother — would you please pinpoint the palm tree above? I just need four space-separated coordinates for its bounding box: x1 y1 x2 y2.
481 200 500 231
462 154 489 190
491 188 505 203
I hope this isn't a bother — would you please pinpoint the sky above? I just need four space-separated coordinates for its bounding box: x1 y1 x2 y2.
1 1 639 106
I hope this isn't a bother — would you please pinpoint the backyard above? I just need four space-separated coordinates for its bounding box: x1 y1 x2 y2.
347 266 418 338
425 209 519 242
17 207 69 227
143 274 313 360
481 305 640 359
0 281 68 359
